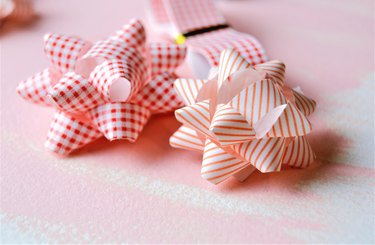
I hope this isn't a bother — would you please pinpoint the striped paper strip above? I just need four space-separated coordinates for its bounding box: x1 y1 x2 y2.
266 102 312 138
217 49 250 86
254 60 286 87
233 137 286 173
175 100 212 137
174 78 208 105
210 103 255 145
170 126 205 151
201 139 249 184
283 136 315 168
229 79 287 126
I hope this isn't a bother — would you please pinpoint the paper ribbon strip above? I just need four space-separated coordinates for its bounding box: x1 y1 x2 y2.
17 19 186 155
170 49 316 184
147 0 267 77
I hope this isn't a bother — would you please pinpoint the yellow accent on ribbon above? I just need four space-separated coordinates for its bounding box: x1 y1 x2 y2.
175 34 186 45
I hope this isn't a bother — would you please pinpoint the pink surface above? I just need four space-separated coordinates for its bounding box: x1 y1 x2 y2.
1 0 374 243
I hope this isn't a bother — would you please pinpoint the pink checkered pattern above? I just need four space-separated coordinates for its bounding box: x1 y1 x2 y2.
149 0 170 24
89 103 151 141
90 60 145 102
131 72 183 114
44 33 91 74
111 19 146 50
17 19 187 155
49 72 104 112
45 110 102 155
147 0 267 67
156 0 226 33
146 43 186 78
81 40 143 65
187 28 267 67
16 68 60 106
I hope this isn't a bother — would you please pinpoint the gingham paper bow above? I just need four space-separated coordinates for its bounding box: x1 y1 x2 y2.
170 49 316 184
17 19 186 155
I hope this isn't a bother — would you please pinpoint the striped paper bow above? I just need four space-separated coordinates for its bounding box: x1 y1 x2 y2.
170 49 316 184
17 19 186 155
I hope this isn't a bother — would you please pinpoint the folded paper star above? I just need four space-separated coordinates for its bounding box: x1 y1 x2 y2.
170 49 316 184
17 19 186 155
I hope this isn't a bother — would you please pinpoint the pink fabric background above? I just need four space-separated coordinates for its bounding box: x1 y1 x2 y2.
1 0 374 243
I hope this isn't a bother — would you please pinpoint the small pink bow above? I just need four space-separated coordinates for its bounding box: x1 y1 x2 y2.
17 19 186 155
170 49 316 184
0 0 35 26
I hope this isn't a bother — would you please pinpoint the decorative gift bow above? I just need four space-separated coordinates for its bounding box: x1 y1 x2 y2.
170 49 316 184
0 0 35 26
17 19 186 155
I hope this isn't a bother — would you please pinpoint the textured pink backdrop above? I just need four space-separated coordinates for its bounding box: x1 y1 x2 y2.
1 0 374 243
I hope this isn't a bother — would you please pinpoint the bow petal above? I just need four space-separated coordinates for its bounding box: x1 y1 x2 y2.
170 125 205 151
44 33 92 74
229 79 287 126
89 103 151 141
89 60 144 102
265 102 312 137
49 72 105 112
233 165 256 182
201 139 249 184
217 67 267 105
76 40 146 79
147 43 186 78
293 90 317 116
174 78 207 105
254 60 286 87
232 137 286 173
16 68 60 106
210 103 255 145
131 72 183 113
283 136 315 168
217 48 250 86
45 110 102 155
110 19 146 50
174 100 212 138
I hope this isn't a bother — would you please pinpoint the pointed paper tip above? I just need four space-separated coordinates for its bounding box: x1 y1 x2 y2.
43 33 52 43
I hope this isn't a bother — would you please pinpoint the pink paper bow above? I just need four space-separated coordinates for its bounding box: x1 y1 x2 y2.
17 19 186 155
0 0 35 25
170 49 316 184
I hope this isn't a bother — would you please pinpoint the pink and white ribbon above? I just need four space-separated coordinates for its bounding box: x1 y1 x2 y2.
17 19 186 155
147 0 267 77
170 49 316 184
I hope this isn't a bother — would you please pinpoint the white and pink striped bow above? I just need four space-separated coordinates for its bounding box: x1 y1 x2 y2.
17 19 186 155
170 49 316 184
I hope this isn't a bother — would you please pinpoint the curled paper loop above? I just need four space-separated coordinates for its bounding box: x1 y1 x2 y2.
90 59 144 102
16 68 60 106
170 49 316 184
49 72 105 112
17 19 187 155
44 33 92 74
45 110 102 155
110 19 146 50
89 103 151 141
